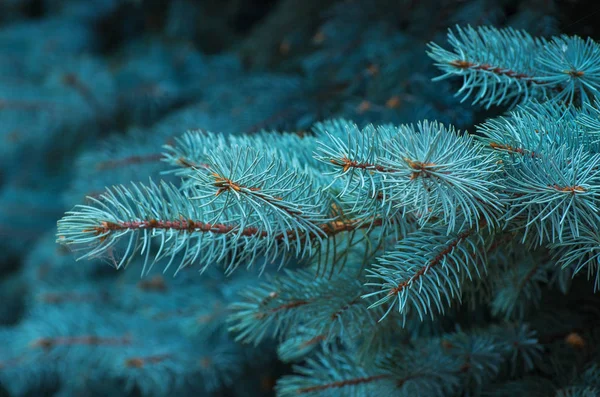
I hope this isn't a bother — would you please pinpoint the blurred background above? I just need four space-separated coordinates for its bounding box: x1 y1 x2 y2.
0 0 598 396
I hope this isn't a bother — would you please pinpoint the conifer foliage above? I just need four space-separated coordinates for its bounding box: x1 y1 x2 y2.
57 23 600 397
2 0 600 396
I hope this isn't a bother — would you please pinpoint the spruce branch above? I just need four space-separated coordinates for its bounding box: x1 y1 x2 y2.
428 25 546 108
188 145 332 250
316 119 502 233
502 146 600 245
227 267 385 348
276 324 541 397
429 26 600 108
275 352 398 397
476 101 593 158
535 35 600 107
363 223 487 324
378 121 501 232
56 176 393 276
